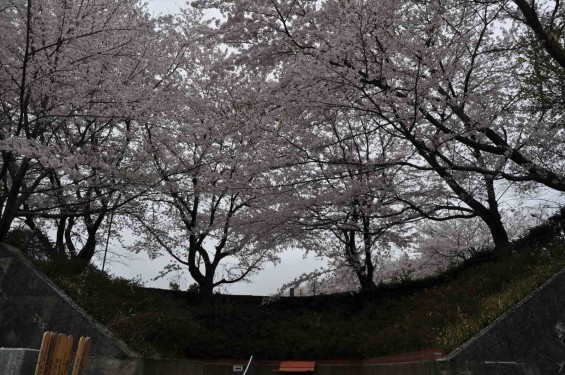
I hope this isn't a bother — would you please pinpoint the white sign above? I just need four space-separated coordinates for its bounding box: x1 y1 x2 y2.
233 365 244 372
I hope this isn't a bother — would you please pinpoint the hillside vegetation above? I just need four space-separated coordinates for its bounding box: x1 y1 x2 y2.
32 209 565 360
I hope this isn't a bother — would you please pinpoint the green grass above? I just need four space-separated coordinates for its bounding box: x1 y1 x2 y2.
32 209 565 360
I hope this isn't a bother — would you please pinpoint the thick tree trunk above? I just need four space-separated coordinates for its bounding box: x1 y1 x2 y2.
23 217 58 258
55 217 68 255
199 282 215 299
75 238 97 263
481 211 511 252
0 188 22 241
197 273 216 301
75 225 99 264
421 151 511 254
357 273 378 291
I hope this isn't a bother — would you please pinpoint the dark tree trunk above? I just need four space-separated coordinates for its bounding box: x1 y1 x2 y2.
75 237 97 263
481 211 511 252
22 217 57 258
357 273 378 291
199 281 215 299
186 240 217 300
0 188 22 241
420 150 511 254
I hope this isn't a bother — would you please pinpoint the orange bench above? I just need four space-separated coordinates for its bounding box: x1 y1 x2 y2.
274 361 316 372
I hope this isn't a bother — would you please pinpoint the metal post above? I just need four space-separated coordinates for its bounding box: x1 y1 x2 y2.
243 356 253 375
101 210 114 273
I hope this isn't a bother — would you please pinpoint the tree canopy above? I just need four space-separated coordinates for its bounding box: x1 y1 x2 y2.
1 0 564 295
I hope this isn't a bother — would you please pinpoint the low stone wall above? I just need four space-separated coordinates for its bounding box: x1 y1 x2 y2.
0 348 145 375
0 348 38 375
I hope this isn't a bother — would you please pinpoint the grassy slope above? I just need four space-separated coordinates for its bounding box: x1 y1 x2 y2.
35 210 565 360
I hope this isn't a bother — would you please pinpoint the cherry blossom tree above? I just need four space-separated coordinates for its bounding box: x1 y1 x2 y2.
508 0 565 137
125 21 293 296
20 166 129 263
259 98 502 290
509 0 565 71
194 0 565 251
266 111 425 291
304 201 558 294
0 0 181 259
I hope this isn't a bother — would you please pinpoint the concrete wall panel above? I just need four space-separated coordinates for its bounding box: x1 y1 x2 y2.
0 244 136 358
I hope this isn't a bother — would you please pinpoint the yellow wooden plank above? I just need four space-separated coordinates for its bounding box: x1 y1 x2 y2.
46 333 64 375
34 331 53 375
57 334 68 375
44 333 59 375
60 335 73 375
70 337 86 375
79 337 92 375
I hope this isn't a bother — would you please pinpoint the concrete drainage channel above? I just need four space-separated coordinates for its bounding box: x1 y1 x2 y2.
0 349 535 375
0 243 562 374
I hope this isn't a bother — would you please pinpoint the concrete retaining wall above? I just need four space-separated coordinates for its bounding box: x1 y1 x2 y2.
136 358 532 375
0 348 534 374
448 268 565 374
0 348 38 375
0 242 560 374
86 356 143 375
0 348 144 375
0 243 136 358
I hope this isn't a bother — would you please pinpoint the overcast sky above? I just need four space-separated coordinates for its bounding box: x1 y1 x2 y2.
91 0 328 296
145 0 186 16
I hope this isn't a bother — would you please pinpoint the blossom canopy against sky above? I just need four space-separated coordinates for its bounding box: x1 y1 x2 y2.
97 0 564 295
92 0 327 296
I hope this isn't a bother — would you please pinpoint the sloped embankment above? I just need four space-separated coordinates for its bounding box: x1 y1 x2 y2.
30 209 565 364
0 243 137 358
